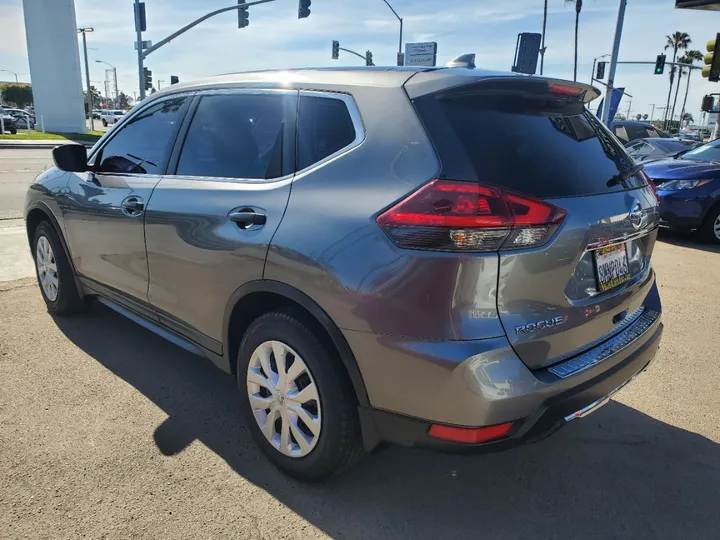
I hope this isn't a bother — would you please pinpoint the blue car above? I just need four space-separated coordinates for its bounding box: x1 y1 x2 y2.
643 139 720 244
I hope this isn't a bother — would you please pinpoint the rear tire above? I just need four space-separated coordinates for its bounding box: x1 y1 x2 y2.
701 205 720 245
102 119 107 127
32 221 85 315
237 310 362 481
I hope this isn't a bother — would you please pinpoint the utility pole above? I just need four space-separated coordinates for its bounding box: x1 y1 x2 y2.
381 0 403 66
77 27 94 131
600 0 627 125
649 103 656 121
625 99 632 120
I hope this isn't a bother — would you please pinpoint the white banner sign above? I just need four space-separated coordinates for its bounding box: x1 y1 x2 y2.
404 42 437 67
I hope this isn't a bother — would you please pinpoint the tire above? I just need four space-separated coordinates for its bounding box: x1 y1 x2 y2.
32 221 85 315
237 310 362 481
701 205 720 245
10 127 17 135
102 119 107 127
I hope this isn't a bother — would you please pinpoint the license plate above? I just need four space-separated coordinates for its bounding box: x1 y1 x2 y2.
594 244 631 292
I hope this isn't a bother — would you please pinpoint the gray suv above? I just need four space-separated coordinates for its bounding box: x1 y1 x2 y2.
25 67 663 481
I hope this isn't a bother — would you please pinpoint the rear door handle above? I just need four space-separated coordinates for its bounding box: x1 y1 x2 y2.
121 196 145 216
228 209 267 229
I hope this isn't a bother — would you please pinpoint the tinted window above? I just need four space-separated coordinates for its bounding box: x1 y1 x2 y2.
614 126 629 142
176 94 284 179
297 96 356 170
415 93 643 198
680 139 720 162
96 97 187 175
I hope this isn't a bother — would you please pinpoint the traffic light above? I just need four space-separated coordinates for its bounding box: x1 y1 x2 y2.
365 50 373 66
703 33 720 82
654 54 666 75
702 94 715 112
298 0 311 19
143 67 152 90
331 40 339 60
170 75 179 85
238 1 249 28
596 61 606 80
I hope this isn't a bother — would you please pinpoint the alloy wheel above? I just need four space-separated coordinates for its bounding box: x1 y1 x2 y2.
246 340 321 458
714 214 720 241
35 235 58 301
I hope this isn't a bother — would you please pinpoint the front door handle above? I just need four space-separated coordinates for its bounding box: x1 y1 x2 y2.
121 196 145 217
229 209 267 229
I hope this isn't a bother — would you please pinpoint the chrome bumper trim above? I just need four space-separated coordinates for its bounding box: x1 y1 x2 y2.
564 369 641 422
548 309 660 379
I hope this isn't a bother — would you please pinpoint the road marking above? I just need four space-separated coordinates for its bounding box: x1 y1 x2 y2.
0 169 45 173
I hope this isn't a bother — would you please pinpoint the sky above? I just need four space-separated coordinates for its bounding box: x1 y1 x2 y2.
2 0 720 123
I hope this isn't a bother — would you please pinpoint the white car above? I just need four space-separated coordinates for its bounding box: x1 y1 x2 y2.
100 109 125 127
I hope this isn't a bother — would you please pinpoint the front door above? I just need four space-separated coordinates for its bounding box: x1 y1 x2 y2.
144 90 297 350
63 95 191 304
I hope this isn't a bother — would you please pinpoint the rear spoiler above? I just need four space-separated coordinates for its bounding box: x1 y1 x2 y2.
405 72 601 104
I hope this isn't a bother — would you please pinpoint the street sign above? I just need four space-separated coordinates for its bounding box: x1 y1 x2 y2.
511 33 541 75
404 42 437 67
134 40 152 51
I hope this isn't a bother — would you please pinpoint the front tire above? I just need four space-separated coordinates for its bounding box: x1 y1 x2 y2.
701 205 720 245
102 119 108 127
32 221 85 315
237 310 362 481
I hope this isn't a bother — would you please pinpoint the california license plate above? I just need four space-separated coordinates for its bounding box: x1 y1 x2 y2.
594 244 631 292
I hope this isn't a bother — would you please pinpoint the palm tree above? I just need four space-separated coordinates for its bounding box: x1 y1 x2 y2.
540 0 548 75
565 0 584 81
678 50 704 126
663 32 691 130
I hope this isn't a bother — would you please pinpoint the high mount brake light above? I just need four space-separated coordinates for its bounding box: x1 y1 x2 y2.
376 179 566 252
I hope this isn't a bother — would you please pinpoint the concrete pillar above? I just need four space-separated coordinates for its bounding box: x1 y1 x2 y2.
21 0 86 133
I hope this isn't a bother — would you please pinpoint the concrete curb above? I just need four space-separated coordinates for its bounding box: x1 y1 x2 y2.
0 140 96 149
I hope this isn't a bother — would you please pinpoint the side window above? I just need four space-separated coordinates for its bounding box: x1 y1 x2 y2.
96 97 187 175
176 93 285 179
614 126 629 142
646 127 660 138
297 95 356 170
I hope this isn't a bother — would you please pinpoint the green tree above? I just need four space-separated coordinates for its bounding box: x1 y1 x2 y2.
117 91 130 108
83 85 102 112
663 32 691 129
678 49 704 125
565 0 584 81
1 84 33 108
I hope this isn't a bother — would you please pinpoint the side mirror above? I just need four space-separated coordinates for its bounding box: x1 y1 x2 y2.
52 144 88 172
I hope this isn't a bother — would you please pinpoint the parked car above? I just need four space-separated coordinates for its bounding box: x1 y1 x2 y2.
5 108 35 130
611 120 668 143
25 68 663 481
644 138 720 243
0 108 17 134
625 137 695 163
100 109 125 126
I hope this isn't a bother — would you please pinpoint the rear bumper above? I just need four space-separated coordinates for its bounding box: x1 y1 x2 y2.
350 280 663 452
358 320 662 452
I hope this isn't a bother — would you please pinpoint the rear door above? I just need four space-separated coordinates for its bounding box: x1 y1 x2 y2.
144 89 296 351
410 77 659 370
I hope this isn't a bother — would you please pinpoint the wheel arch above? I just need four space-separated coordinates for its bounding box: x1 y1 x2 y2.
223 280 370 408
26 202 81 280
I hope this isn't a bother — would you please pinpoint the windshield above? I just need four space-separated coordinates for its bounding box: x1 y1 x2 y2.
681 139 720 162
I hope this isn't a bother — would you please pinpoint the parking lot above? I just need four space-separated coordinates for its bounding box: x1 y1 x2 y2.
1 151 719 539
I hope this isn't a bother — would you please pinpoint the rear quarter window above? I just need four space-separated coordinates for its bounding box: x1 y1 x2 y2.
414 92 644 198
297 96 356 170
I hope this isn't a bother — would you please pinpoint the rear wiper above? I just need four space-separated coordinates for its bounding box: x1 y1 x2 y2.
606 163 644 187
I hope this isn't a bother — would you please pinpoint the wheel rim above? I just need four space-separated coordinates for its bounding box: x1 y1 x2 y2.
246 340 321 458
714 214 720 240
35 235 59 302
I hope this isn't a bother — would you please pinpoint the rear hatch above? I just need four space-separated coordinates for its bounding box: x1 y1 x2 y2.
408 73 659 370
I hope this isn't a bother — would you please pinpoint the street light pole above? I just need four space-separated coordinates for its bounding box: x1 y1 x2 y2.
77 27 95 131
157 80 164 90
600 0 627 125
96 60 118 108
0 70 18 83
649 103 656 121
381 0 403 65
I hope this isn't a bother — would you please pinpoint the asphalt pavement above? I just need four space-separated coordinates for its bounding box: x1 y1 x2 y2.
0 148 52 220
0 151 719 539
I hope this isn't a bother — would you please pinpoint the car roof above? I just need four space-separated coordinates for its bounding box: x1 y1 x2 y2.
152 66 600 101
612 120 655 127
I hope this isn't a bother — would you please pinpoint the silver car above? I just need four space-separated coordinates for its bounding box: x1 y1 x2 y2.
25 67 663 481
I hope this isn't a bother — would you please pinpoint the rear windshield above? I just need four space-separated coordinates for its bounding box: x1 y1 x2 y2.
414 91 645 198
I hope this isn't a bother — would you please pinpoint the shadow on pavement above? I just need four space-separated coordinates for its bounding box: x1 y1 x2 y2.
54 303 720 540
657 228 720 254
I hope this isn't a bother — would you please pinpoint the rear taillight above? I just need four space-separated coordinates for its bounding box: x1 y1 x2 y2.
376 179 566 252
